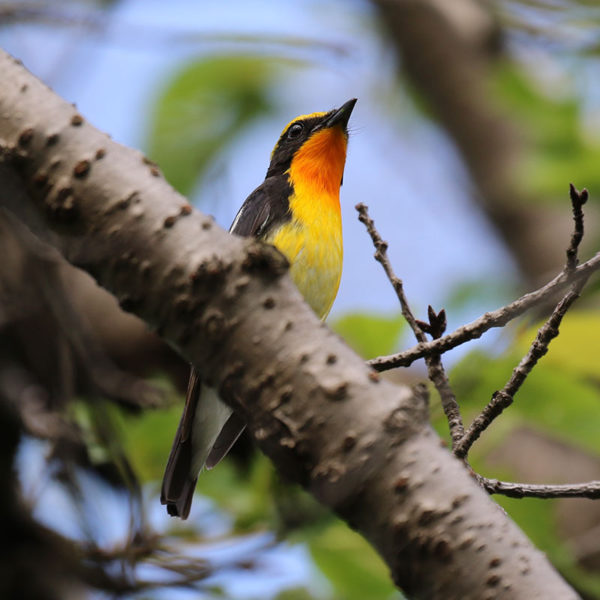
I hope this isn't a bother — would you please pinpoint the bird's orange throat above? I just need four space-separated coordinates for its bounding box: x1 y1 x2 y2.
269 126 347 320
288 127 348 204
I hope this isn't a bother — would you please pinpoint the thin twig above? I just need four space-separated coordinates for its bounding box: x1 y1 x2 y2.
454 184 591 458
356 204 426 339
566 183 588 271
356 203 464 446
454 278 587 458
481 477 600 500
368 251 600 372
427 354 464 447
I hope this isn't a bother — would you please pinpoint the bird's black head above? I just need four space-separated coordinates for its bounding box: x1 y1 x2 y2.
266 98 357 179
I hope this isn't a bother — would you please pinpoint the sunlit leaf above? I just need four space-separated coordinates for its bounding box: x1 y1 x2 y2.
148 55 282 195
331 312 405 359
491 63 600 199
307 521 402 600
516 310 600 382
450 343 600 454
275 588 323 600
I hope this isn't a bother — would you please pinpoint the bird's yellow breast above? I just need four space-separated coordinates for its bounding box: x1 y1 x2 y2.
266 200 342 320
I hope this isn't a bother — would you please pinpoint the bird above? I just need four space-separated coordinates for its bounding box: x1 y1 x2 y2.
161 98 357 519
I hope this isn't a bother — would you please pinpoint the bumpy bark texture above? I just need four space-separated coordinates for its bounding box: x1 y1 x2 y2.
0 49 579 599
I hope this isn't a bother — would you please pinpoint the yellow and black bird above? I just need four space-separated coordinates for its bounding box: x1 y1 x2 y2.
161 98 357 518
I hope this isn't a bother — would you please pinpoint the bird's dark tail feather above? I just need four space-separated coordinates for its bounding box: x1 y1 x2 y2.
161 369 202 520
160 419 198 519
162 477 197 519
205 412 246 470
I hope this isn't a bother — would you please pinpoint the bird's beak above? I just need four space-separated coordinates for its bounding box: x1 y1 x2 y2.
322 98 357 130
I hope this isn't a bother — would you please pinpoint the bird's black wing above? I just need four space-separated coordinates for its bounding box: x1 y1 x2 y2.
204 174 293 468
229 175 293 239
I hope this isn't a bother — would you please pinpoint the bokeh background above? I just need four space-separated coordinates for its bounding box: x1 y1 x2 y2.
2 0 600 598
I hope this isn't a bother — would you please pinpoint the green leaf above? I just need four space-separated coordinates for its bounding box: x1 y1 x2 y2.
331 312 405 359
195 454 276 531
516 311 600 382
449 342 600 455
275 588 323 600
491 63 600 199
148 55 281 195
121 403 182 482
307 520 402 600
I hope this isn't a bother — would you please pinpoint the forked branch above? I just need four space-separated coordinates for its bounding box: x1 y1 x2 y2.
368 253 600 372
455 185 591 458
360 185 600 502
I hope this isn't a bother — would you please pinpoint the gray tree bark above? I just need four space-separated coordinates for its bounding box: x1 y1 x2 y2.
0 48 579 599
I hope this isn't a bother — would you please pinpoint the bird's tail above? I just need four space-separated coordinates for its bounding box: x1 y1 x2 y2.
161 371 234 519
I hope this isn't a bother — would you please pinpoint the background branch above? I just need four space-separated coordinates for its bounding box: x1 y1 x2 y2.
373 0 583 284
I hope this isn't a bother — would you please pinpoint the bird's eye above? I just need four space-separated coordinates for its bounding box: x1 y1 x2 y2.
287 123 304 139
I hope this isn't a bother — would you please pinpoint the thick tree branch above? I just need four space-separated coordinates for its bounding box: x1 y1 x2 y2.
0 49 579 599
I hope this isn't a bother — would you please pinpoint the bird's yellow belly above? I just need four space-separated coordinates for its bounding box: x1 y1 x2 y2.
266 216 342 321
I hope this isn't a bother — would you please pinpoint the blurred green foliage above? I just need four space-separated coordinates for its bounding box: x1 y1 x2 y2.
306 521 401 600
275 589 323 600
496 494 600 598
331 312 405 359
122 401 181 482
521 310 600 382
148 55 281 195
445 278 517 316
492 63 600 199
449 310 600 453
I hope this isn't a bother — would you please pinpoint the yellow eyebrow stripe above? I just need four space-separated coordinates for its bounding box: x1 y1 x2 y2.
270 111 329 161
279 111 327 136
